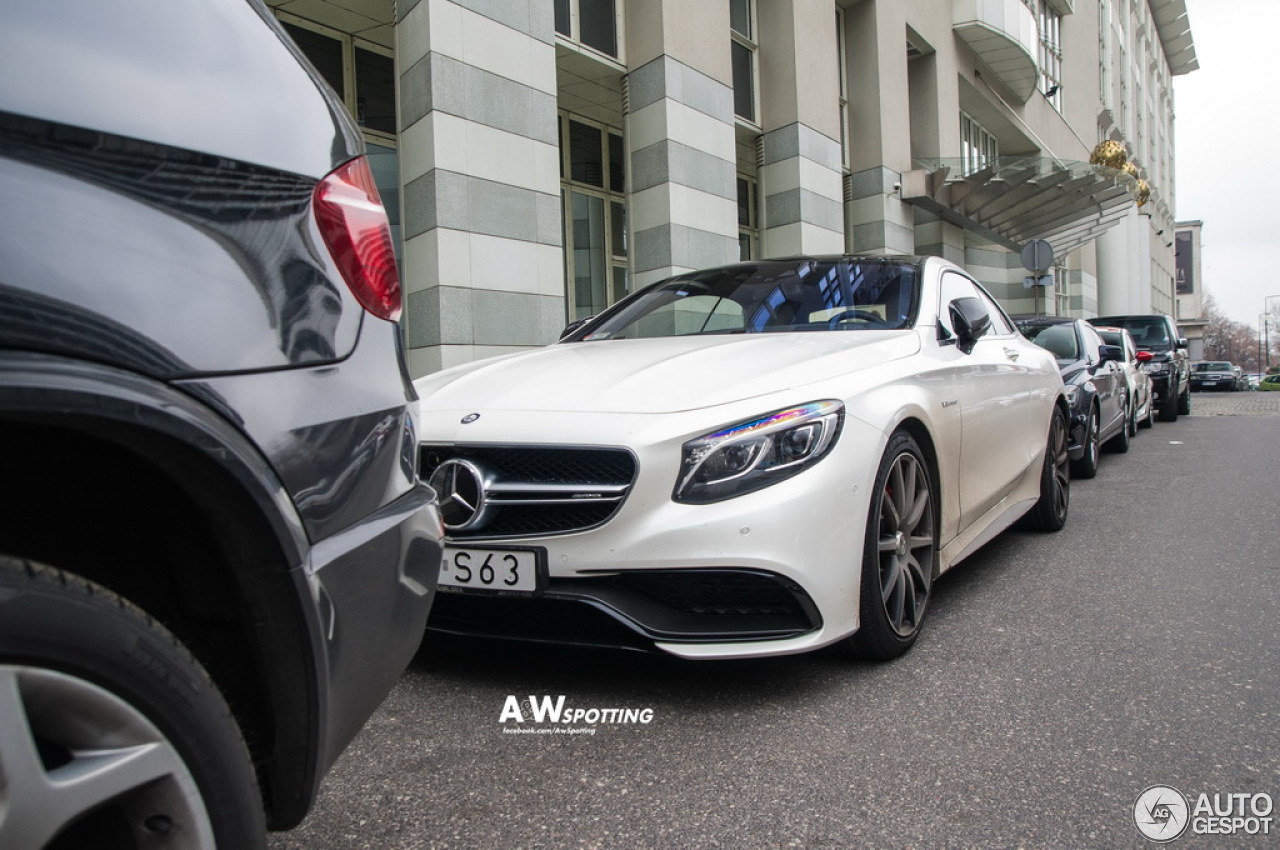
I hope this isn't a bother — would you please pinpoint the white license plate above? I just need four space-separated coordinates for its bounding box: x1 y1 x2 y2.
439 546 543 595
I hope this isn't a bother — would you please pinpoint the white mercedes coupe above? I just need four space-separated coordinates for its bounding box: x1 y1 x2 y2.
413 256 1070 661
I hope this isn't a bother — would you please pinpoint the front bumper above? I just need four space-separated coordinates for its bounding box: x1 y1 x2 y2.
419 411 888 660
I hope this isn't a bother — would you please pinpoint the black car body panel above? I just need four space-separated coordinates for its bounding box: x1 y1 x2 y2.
1016 317 1127 461
0 0 439 831
1091 314 1190 418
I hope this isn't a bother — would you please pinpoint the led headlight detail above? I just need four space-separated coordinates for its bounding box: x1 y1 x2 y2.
674 401 844 503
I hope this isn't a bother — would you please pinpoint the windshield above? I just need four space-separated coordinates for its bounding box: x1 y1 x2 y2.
1097 330 1126 351
1021 323 1080 361
1101 318 1170 349
1194 362 1232 372
574 259 920 341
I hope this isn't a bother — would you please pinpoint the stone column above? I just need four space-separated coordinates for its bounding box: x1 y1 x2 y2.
624 0 739 289
843 0 914 255
755 0 844 257
396 0 564 376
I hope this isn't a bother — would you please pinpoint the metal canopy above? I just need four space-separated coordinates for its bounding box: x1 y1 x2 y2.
902 157 1139 257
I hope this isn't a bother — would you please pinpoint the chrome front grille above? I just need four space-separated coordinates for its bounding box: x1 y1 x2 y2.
419 445 637 539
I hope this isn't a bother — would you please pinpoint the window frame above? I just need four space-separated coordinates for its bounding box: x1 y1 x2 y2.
1037 2 1063 111
730 0 760 126
960 112 999 176
275 12 396 148
559 113 627 321
554 0 624 63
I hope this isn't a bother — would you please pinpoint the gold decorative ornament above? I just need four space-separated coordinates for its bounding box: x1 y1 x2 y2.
1135 178 1150 207
1123 161 1140 179
1089 140 1128 169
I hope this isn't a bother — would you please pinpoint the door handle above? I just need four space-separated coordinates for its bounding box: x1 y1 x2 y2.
1003 347 1020 362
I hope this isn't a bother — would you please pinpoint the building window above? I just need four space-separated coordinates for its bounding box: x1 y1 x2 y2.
555 0 620 60
561 115 626 320
1037 4 1063 110
960 113 999 176
1053 267 1070 317
737 175 758 260
278 16 400 261
730 0 758 123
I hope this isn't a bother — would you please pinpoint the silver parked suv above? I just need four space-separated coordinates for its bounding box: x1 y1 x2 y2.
0 2 441 846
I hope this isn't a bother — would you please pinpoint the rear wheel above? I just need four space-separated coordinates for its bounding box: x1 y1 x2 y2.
1139 395 1155 429
0 556 265 850
1071 408 1100 479
845 432 937 661
1022 405 1070 532
1104 398 1131 454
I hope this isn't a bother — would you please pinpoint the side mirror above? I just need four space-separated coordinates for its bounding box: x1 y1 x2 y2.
1135 350 1154 362
949 297 991 354
1098 344 1124 365
559 316 595 341
1176 337 1189 349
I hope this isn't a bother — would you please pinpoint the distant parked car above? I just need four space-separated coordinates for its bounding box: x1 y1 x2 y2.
1017 316 1128 478
1191 361 1244 392
1096 326 1155 431
1260 374 1280 391
1090 314 1191 421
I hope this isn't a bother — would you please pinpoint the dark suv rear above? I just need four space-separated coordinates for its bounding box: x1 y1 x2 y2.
0 2 440 846
1090 314 1190 421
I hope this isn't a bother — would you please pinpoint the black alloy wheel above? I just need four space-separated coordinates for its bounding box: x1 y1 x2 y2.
1071 407 1101 479
1022 405 1070 532
846 432 937 661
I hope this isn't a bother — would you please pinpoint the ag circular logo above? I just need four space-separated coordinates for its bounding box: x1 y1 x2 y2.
1134 785 1190 842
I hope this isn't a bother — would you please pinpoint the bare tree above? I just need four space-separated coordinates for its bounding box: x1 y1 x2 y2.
1200 292 1274 372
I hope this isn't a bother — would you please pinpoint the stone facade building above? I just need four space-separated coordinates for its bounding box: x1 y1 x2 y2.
265 0 1197 376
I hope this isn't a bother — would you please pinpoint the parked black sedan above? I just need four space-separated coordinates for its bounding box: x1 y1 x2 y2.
1016 317 1128 478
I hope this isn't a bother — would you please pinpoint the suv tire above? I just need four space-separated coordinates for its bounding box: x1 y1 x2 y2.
0 556 265 850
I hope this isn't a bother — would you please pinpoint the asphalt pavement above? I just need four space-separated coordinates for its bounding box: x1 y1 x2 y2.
271 393 1278 849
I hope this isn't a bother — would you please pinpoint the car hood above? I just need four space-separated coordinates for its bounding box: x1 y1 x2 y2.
413 331 919 414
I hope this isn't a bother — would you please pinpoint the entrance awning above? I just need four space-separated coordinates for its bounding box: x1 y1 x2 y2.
902 157 1140 257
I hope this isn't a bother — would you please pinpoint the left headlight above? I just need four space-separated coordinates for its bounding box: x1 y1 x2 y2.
674 401 844 504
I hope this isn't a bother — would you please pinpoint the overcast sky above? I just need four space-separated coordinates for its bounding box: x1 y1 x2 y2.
1173 0 1280 329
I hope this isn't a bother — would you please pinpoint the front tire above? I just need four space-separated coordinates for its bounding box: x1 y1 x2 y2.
0 556 265 850
845 432 937 662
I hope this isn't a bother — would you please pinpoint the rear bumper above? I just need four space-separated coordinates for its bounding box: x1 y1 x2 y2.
309 483 441 777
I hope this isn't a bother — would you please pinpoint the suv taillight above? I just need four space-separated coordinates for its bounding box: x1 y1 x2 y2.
313 156 401 322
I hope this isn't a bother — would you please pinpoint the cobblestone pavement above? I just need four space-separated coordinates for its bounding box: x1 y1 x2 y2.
1186 389 1280 416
